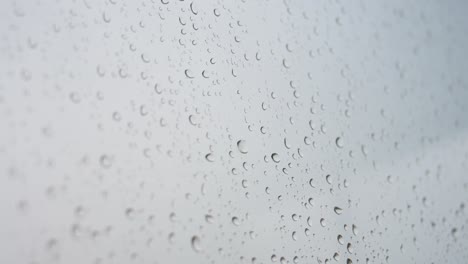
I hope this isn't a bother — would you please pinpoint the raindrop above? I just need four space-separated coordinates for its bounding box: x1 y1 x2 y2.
205 153 215 162
335 137 344 148
69 92 81 104
125 208 135 219
191 236 202 252
189 115 198 126
237 140 248 154
271 153 280 163
292 231 298 241
334 207 343 215
347 243 354 253
112 112 122 121
232 216 240 226
99 155 112 169
271 255 278 262
337 234 344 245
205 214 214 223
320 218 326 227
185 69 195 79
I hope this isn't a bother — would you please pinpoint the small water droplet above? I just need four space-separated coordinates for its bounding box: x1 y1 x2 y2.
99 155 112 169
205 214 214 223
337 234 344 245
205 153 215 162
335 137 344 148
292 231 298 241
352 224 358 235
320 218 326 227
271 254 278 262
347 243 354 253
191 236 202 252
232 216 240 226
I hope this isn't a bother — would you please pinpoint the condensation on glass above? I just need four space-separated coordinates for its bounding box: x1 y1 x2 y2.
0 0 467 263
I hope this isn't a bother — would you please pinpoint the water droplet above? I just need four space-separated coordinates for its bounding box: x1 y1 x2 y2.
125 208 135 219
271 153 280 163
185 69 194 79
320 218 326 227
335 137 344 148
191 236 202 252
205 153 215 162
347 243 354 253
334 207 343 215
292 214 298 221
352 224 358 235
337 234 344 245
99 155 112 169
292 231 298 241
280 257 286 264
112 112 122 121
205 214 214 223
237 140 248 154
271 254 278 262
232 216 240 226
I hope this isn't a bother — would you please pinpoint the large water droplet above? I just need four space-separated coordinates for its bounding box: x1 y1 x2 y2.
237 140 248 154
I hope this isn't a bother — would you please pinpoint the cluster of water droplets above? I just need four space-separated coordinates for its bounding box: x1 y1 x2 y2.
0 0 468 263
